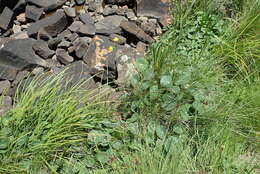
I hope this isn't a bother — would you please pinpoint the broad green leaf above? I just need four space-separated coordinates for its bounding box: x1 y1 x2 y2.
160 75 172 88
96 152 110 164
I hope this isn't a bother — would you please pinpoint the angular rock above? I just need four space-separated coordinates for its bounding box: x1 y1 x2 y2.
25 5 43 21
0 66 17 80
120 20 154 43
137 0 170 18
0 96 12 115
33 40 55 59
62 61 97 90
27 0 66 12
83 35 118 80
64 7 76 18
136 41 146 54
11 31 29 39
27 11 68 37
68 21 83 32
0 7 14 30
72 37 89 59
56 48 74 65
0 80 11 94
75 0 85 5
79 13 95 25
57 40 71 49
78 23 96 36
159 14 172 27
12 70 30 86
0 39 47 70
16 13 26 23
95 15 126 35
103 5 116 16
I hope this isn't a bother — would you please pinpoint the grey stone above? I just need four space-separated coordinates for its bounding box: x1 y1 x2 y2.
120 20 154 43
33 40 55 59
75 0 85 5
0 39 47 70
56 48 74 65
12 24 22 33
0 96 12 115
78 23 96 36
72 37 89 59
25 5 44 21
27 0 66 12
27 11 68 38
57 40 71 49
12 70 30 86
0 66 17 80
136 0 170 18
0 80 11 94
103 5 116 16
79 13 95 25
0 7 14 30
95 15 126 35
64 7 76 17
68 21 83 32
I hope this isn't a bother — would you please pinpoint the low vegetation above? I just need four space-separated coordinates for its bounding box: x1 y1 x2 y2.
0 0 259 173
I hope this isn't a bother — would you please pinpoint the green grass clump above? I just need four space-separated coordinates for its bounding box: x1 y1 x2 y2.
0 73 118 173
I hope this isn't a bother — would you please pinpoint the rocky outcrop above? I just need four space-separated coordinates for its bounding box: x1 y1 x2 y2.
0 0 171 115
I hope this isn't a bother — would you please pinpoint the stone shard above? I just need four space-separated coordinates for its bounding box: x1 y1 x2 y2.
56 48 74 65
32 40 55 59
0 80 11 94
72 37 89 59
62 61 97 90
0 66 17 80
27 0 66 12
79 13 95 25
27 11 68 37
120 20 154 43
0 7 14 30
63 7 76 18
25 5 44 21
95 15 126 35
83 35 118 80
0 96 12 115
0 38 47 70
136 0 170 18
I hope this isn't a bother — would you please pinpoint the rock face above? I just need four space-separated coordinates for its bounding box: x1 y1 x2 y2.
137 0 170 18
27 11 68 37
26 0 66 12
0 39 46 70
0 7 14 30
0 0 171 114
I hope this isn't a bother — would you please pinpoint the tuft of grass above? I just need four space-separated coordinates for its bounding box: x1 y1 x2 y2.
0 72 116 173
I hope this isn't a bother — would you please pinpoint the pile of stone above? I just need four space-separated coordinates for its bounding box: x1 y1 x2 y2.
0 0 171 114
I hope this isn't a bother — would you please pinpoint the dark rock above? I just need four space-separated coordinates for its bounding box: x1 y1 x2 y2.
33 40 55 59
0 66 17 80
48 29 71 49
159 14 171 27
83 35 118 80
12 70 30 86
79 13 95 25
140 20 157 36
62 61 97 90
0 39 47 70
56 48 74 64
0 96 12 115
78 23 96 36
13 0 26 13
68 21 83 32
95 15 126 35
136 0 170 18
57 40 71 49
136 41 146 54
27 10 68 38
72 37 89 59
27 0 66 12
25 5 44 21
0 7 14 31
109 34 126 45
75 0 85 5
104 0 135 6
103 5 116 16
0 80 11 94
64 7 76 18
120 20 154 43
